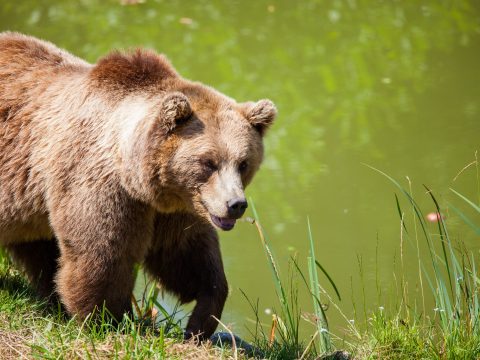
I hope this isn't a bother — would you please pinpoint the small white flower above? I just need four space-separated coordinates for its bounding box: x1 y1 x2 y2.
320 328 328 333
379 306 384 311
264 308 272 315
434 307 439 312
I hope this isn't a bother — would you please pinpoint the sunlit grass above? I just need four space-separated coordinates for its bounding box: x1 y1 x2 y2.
242 201 346 359
241 160 480 359
0 251 242 359
353 164 480 359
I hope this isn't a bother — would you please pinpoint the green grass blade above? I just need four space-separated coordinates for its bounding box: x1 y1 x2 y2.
364 165 443 281
448 203 480 235
425 185 465 326
314 260 341 301
307 218 331 353
450 188 480 213
365 164 457 330
424 185 455 299
250 199 297 343
291 256 314 299
239 288 266 340
395 193 409 235
471 254 479 332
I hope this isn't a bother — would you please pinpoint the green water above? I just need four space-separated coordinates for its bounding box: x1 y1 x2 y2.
1 0 479 339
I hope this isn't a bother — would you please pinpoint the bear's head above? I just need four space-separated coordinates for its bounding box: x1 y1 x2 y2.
149 83 276 231
97 50 276 230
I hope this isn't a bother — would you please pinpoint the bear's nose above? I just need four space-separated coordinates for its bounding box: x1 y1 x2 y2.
227 198 248 218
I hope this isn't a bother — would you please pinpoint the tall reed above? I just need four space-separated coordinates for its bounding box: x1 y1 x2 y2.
248 201 338 358
365 164 480 357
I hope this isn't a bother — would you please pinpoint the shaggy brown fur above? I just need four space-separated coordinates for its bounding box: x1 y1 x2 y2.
0 32 276 339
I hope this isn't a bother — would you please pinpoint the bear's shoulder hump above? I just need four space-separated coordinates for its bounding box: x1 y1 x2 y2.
89 49 178 92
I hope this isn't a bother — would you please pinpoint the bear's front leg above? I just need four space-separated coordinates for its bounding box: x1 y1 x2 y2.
185 285 228 341
50 191 154 322
144 213 228 340
56 247 136 321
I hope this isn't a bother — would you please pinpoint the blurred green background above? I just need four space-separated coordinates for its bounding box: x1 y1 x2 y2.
1 0 479 338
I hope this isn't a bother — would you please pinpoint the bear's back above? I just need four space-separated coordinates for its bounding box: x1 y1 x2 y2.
0 32 90 124
0 32 89 71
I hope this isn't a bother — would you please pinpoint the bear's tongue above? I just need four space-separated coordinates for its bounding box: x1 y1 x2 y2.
210 215 236 231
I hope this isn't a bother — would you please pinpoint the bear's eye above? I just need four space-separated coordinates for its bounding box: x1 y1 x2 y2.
239 160 248 173
202 160 218 173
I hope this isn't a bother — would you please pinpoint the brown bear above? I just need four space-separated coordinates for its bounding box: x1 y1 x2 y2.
0 32 276 340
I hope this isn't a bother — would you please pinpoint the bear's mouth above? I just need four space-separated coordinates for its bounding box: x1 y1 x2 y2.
210 214 236 231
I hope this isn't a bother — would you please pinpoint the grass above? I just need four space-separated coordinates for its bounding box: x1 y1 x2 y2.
241 202 347 360
238 159 480 359
0 251 243 359
352 164 480 359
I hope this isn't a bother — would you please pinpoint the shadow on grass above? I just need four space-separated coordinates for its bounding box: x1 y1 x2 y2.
0 266 68 323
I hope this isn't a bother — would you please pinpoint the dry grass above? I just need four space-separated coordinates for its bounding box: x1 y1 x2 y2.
0 327 244 360
0 329 31 359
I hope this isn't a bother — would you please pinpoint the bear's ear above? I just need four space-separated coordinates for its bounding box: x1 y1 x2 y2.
243 99 277 136
158 92 192 134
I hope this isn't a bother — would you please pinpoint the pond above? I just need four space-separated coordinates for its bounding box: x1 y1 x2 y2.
1 0 479 340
